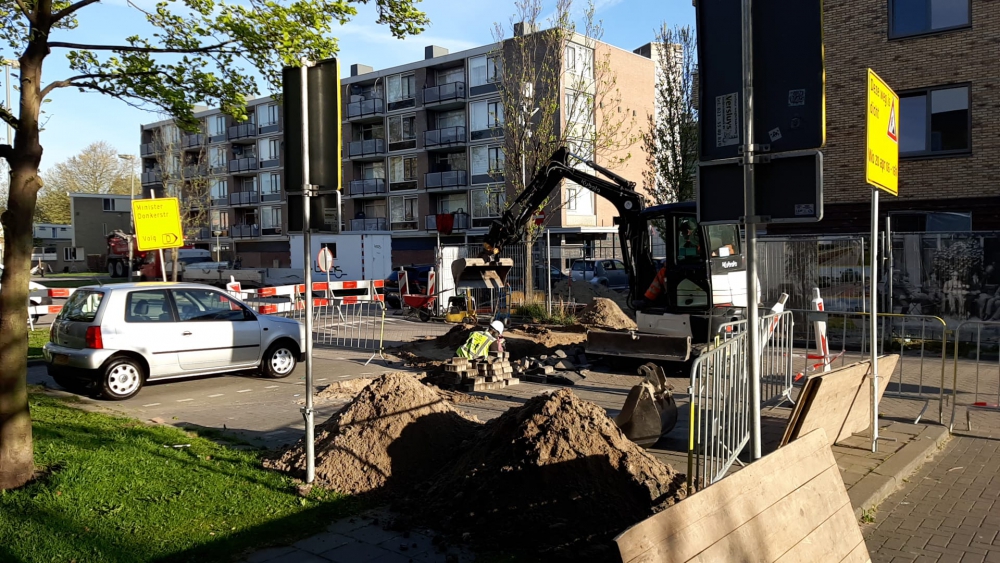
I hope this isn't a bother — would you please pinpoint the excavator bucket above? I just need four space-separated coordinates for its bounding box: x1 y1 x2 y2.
451 258 514 290
615 363 679 447
585 329 693 363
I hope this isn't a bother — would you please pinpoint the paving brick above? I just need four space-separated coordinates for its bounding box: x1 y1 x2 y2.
246 546 298 563
292 532 353 555
320 542 395 563
343 524 401 545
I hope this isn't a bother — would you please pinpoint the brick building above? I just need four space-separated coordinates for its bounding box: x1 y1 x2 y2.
777 0 994 233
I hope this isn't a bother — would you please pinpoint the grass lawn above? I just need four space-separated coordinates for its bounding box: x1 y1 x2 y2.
28 329 48 359
0 391 357 563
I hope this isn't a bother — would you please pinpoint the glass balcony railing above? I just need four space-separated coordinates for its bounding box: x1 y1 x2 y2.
424 126 466 148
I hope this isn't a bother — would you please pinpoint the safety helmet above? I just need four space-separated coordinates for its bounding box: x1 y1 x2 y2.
490 320 505 335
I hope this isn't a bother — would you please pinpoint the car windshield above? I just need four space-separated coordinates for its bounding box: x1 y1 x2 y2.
59 289 105 322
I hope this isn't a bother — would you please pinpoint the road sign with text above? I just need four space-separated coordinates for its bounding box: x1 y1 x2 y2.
132 198 184 251
866 69 900 196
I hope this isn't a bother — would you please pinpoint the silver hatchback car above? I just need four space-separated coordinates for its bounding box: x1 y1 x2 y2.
44 282 305 400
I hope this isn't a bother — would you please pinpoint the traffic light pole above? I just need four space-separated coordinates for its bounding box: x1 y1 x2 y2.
299 58 317 485
741 0 763 460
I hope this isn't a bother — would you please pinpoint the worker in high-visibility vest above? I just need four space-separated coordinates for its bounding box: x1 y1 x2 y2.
457 320 505 359
639 220 700 306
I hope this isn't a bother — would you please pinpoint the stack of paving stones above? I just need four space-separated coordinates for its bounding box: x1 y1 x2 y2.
516 347 590 386
442 352 520 392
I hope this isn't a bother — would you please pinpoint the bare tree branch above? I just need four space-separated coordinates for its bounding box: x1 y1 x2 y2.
0 106 18 131
0 144 12 162
13 0 34 24
52 0 101 22
40 71 158 98
47 41 237 54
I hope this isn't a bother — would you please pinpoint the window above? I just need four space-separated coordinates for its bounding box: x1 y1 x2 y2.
566 181 594 215
900 85 970 156
210 146 227 169
387 73 415 106
125 290 174 323
63 247 83 262
707 225 740 257
259 103 280 126
567 186 579 211
438 67 465 85
472 187 505 218
355 122 384 141
890 0 969 38
388 114 417 150
362 161 385 180
260 172 281 200
362 198 387 218
241 176 258 193
675 215 702 265
161 124 180 145
103 198 121 212
60 290 104 322
438 193 467 214
471 145 504 176
436 109 465 129
389 195 418 230
211 210 230 231
469 55 501 87
172 289 248 322
389 155 418 190
261 206 282 230
564 43 594 76
258 138 280 161
470 100 503 132
565 90 594 128
208 115 226 137
434 152 467 172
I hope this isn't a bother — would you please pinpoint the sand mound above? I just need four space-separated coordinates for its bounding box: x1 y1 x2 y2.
413 389 685 558
578 297 637 330
265 373 479 495
552 279 631 311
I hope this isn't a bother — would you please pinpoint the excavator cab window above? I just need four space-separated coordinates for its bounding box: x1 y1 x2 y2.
707 225 740 258
674 216 702 264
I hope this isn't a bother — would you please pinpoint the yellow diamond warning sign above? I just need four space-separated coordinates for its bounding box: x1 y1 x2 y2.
866 69 900 196
132 197 184 251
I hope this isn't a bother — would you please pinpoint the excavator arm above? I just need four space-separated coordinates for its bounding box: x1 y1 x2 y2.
454 146 649 298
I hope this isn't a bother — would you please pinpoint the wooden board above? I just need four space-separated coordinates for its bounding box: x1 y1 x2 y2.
780 355 899 447
615 428 870 563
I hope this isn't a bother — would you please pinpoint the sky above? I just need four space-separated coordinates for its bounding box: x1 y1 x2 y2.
0 0 694 172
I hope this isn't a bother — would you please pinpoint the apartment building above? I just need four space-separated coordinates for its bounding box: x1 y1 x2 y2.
138 98 289 268
340 33 655 266
770 0 997 234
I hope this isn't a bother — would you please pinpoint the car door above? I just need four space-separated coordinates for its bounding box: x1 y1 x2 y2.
170 288 261 371
612 260 629 288
117 289 181 378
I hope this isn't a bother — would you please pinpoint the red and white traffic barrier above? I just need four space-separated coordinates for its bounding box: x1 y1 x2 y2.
226 277 385 315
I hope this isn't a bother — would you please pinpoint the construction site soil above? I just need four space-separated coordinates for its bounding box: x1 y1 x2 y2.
578 297 638 330
269 373 686 559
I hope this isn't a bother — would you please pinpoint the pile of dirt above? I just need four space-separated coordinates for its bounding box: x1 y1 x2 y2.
552 279 631 312
265 373 479 496
408 389 686 559
577 297 638 331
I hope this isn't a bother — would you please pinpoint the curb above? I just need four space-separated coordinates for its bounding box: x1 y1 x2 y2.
848 424 950 520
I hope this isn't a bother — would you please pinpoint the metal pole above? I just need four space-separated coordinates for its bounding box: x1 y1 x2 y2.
546 228 552 315
299 59 316 484
871 188 880 452
147 190 169 282
129 165 135 281
5 63 11 147
741 0 762 460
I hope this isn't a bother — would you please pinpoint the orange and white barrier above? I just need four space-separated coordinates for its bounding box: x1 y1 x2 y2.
810 287 832 373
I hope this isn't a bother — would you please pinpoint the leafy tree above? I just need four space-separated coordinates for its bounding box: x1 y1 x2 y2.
0 0 428 490
491 0 636 298
33 141 138 224
641 24 698 204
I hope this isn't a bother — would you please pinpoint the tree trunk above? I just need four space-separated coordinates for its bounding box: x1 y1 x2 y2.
524 239 535 304
0 164 42 490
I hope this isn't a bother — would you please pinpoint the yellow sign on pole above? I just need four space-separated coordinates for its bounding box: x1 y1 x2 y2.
132 197 184 251
866 69 900 196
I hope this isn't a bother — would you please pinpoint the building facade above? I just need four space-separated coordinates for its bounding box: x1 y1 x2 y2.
139 98 289 268
138 30 656 269
68 193 133 272
773 0 996 234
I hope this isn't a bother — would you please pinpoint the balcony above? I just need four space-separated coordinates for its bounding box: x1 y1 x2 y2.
182 134 205 149
346 97 385 121
259 156 280 169
258 121 280 135
424 126 466 149
424 170 468 190
348 139 387 160
350 217 388 231
229 191 259 206
349 178 388 197
425 212 470 232
229 158 259 175
228 123 256 141
211 195 228 207
140 143 157 157
194 227 212 240
261 226 283 236
423 82 466 108
231 224 260 238
260 189 282 203
141 170 162 185
183 163 208 178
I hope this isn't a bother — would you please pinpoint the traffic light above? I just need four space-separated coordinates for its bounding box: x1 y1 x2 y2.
284 58 342 233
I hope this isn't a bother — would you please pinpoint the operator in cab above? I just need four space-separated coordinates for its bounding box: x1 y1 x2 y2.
635 220 700 309
456 320 506 359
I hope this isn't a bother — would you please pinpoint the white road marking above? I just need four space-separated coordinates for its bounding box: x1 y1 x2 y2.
142 403 161 407
237 389 252 393
317 378 327 381
177 398 193 403
264 385 279 389
208 394 224 398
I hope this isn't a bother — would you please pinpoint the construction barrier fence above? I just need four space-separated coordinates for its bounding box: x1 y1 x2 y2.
949 321 1000 433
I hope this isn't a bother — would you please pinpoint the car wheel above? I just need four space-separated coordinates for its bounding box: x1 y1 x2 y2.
261 342 297 378
114 261 125 278
100 357 145 400
107 260 117 277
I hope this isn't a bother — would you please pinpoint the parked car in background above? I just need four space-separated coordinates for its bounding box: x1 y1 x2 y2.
44 282 305 400
383 264 433 308
570 259 629 290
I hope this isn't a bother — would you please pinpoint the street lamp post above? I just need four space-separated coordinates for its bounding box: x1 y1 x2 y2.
213 230 221 262
118 154 137 281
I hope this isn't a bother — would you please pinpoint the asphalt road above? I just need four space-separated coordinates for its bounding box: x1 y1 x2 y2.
28 347 412 448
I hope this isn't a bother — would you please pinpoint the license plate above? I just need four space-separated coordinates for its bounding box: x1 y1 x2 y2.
53 354 69 365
